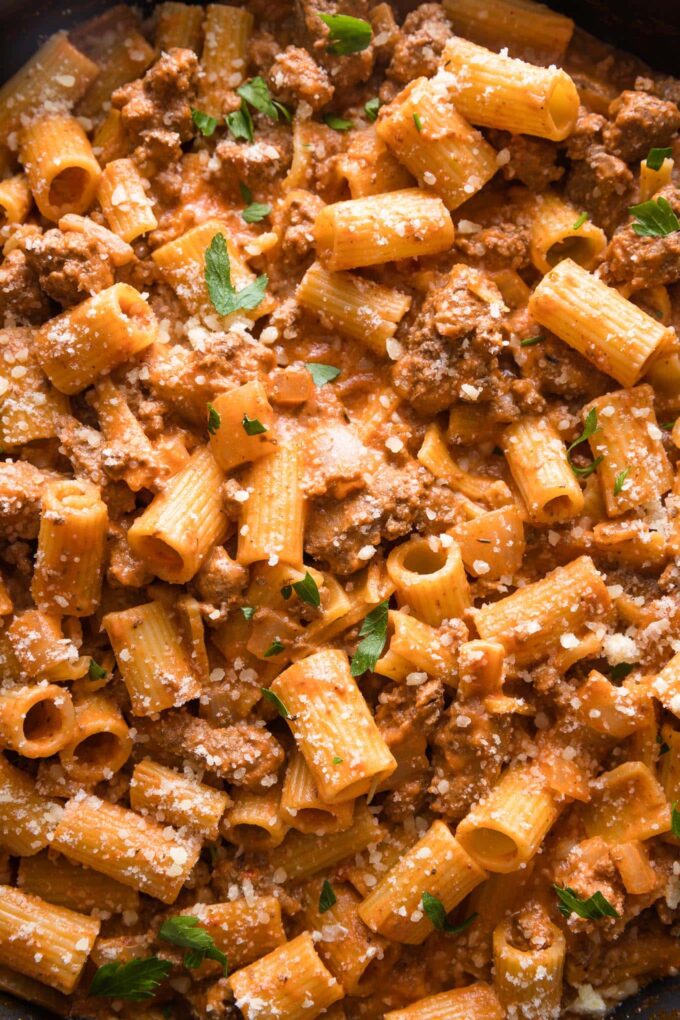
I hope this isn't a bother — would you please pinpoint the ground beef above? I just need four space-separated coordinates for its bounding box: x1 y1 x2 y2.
599 185 680 290
297 0 375 92
266 45 334 111
511 311 612 402
565 146 634 236
193 546 249 608
392 265 505 415
553 837 625 933
565 107 606 161
213 129 293 192
603 90 680 163
635 73 680 106
248 30 281 77
304 457 426 574
454 222 531 272
487 131 564 192
0 461 62 539
22 229 114 307
112 48 198 171
375 677 444 749
269 188 324 285
388 3 453 84
0 250 51 325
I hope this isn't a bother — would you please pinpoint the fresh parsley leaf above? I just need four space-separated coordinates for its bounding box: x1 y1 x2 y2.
629 196 680 237
226 104 254 142
611 662 633 681
332 755 343 764
554 885 619 920
350 599 389 677
318 12 372 55
567 407 602 478
421 892 478 934
646 146 672 171
242 413 268 435
662 420 677 431
239 181 253 204
613 468 630 496
241 606 255 621
319 879 337 913
520 335 543 347
207 403 221 435
242 202 271 224
364 97 380 122
191 108 218 137
413 112 423 132
88 659 107 680
281 571 321 607
261 686 289 715
572 211 589 230
89 958 172 1001
672 803 680 838
306 362 341 387
159 916 227 975
205 233 268 317
237 77 290 123
264 639 284 658
324 113 353 131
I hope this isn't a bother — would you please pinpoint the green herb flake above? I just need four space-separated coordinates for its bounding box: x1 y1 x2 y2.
242 202 272 224
611 662 634 681
350 599 389 677
413 112 423 132
281 571 321 607
613 468 630 496
237 76 288 122
205 233 268 317
520 335 543 347
88 659 107 680
207 403 221 436
672 803 680 838
364 97 380 122
225 104 254 143
89 958 172 1001
554 885 619 920
421 892 478 934
319 879 337 913
572 211 589 230
242 413 268 435
324 113 353 132
662 420 676 431
159 916 228 975
306 362 341 387
264 639 285 659
629 196 680 237
332 755 343 764
318 12 372 55
261 686 289 715
567 407 603 479
646 147 673 171
241 606 255 621
192 108 218 137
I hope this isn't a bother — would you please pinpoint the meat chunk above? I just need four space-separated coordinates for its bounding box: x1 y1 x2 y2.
392 265 505 415
302 421 369 499
112 48 198 170
454 222 531 272
553 837 624 932
487 131 564 192
193 546 249 607
376 677 444 749
266 45 334 111
565 107 606 161
0 249 51 325
599 184 680 290
22 229 114 307
0 461 63 539
298 0 375 91
304 457 426 574
213 130 293 192
565 146 634 236
269 189 324 285
388 3 453 84
134 711 285 788
603 90 680 163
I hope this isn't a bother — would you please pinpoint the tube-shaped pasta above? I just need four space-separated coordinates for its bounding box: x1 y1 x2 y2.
639 156 674 202
182 897 286 970
652 650 680 719
442 0 574 61
451 505 526 579
385 982 505 1020
7 610 88 682
128 445 227 583
388 610 459 683
280 751 355 835
269 803 384 880
199 4 254 116
584 385 673 517
0 755 61 856
582 762 670 843
0 339 68 448
103 600 203 715
272 649 396 804
91 377 162 492
31 478 107 616
0 684 75 759
156 2 205 51
58 693 132 784
51 794 201 903
92 108 128 165
97 158 157 242
208 379 278 471
528 258 674 388
441 38 579 141
493 915 566 1019
0 886 99 994
418 421 512 507
387 536 470 625
529 192 606 274
358 820 486 943
474 555 611 668
339 128 414 198
297 261 411 356
456 764 560 872
315 189 455 271
130 758 230 839
18 853 139 915
77 29 155 119
376 77 497 210
35 283 158 394
0 174 32 225
229 931 344 1020
221 786 288 849
237 442 305 568
19 114 101 221
502 416 584 523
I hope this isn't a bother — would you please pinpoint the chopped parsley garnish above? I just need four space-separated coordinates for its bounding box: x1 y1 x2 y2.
520 335 543 347
413 112 423 132
613 468 630 496
332 755 343 764
318 12 372 55
350 599 389 677
554 885 619 920
280 571 321 607
237 76 290 122
191 108 218 137
572 211 589 230
205 233 268 317
159 916 227 974
567 407 603 478
611 662 633 681
646 147 672 171
306 362 341 387
88 659 107 680
207 403 221 435
629 196 680 237
421 892 478 934
319 879 337 913
241 606 255 620
242 202 271 223
672 803 680 838
261 687 289 716
364 97 380 121
226 104 254 143
263 639 285 658
662 420 676 431
242 413 268 435
324 113 353 131
89 958 172 1001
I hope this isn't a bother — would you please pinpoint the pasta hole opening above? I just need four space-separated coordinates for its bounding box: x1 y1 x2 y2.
73 731 120 766
546 235 596 269
23 698 64 743
296 808 335 831
228 824 276 847
118 290 153 326
401 542 447 576
542 494 575 518
547 79 577 137
464 827 517 866
48 167 88 211
136 536 184 574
